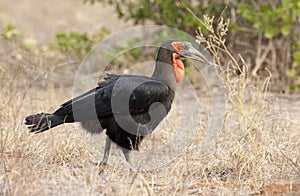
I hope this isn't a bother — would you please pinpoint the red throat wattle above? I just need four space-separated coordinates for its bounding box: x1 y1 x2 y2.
172 53 185 83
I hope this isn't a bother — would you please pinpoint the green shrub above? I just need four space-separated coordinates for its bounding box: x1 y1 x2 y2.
85 0 229 35
49 28 110 57
85 0 300 92
236 0 300 91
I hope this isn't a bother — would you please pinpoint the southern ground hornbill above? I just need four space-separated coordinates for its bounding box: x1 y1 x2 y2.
25 40 208 167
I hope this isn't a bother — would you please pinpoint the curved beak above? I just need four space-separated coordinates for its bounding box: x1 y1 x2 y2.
179 42 210 65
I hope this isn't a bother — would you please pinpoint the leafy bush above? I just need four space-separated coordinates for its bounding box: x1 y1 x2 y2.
237 1 300 39
86 0 300 92
85 0 229 35
236 0 300 91
49 28 110 57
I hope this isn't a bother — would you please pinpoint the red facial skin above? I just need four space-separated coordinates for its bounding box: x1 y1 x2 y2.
171 42 185 83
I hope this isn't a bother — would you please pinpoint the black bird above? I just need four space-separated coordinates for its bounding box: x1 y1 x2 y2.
25 40 208 167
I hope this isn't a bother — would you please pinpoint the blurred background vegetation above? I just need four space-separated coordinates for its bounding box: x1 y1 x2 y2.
2 0 300 92
86 0 300 92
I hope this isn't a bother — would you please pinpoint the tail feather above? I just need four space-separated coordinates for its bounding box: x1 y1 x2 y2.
25 113 64 133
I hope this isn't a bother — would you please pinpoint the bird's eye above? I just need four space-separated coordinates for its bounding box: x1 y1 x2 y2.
178 45 184 50
171 42 185 51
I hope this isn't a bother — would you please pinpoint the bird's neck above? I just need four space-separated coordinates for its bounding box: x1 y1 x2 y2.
151 61 177 90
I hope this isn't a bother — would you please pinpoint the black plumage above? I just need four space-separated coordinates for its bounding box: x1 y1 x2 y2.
25 40 207 166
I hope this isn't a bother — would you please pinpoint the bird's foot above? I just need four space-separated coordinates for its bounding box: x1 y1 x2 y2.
98 161 107 174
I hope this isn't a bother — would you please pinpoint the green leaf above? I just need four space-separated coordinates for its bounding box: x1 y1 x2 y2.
281 24 291 37
297 77 300 85
4 23 17 39
185 66 191 73
293 51 300 63
265 23 279 39
22 38 38 50
286 68 296 78
287 84 296 91
260 5 272 13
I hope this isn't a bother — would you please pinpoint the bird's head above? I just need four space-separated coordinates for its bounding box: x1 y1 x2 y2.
156 40 210 83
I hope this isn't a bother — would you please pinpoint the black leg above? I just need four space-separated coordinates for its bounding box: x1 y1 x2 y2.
99 136 111 172
122 148 131 165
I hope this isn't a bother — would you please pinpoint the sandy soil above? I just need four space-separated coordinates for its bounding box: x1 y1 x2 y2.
0 0 132 43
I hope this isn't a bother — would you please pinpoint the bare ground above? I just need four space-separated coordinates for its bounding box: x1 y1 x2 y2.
1 1 300 195
0 0 132 43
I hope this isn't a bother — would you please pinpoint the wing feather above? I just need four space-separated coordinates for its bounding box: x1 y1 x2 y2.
53 74 170 122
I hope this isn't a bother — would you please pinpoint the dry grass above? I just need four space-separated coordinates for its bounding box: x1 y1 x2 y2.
1 31 300 195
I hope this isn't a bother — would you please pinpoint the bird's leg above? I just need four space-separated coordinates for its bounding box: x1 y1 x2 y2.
99 136 111 172
122 148 131 165
138 123 151 136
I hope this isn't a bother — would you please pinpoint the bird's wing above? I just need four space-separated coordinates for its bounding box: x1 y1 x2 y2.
53 74 170 121
109 77 171 135
53 75 119 121
110 76 171 116
129 81 170 115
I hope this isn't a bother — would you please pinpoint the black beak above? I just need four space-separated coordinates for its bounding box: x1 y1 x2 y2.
179 42 210 65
